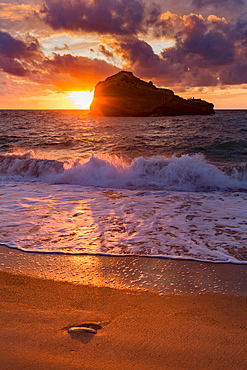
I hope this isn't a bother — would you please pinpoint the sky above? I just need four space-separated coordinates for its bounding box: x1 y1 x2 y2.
0 0 246 109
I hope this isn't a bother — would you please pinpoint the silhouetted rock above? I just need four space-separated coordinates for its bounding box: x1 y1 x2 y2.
90 71 214 116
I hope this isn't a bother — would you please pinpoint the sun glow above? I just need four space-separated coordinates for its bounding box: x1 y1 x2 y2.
67 90 94 109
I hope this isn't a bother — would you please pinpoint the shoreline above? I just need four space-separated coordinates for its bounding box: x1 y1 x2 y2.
1 270 247 369
1 245 247 368
1 244 247 296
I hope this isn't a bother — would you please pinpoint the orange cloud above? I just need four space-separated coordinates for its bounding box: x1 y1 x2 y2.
41 54 119 91
0 0 246 109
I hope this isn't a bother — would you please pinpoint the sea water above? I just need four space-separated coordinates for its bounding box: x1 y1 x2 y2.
0 110 247 264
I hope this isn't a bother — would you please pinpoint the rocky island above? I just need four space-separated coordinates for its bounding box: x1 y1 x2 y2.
90 71 214 116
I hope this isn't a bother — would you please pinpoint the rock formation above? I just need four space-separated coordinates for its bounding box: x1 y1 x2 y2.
90 71 214 116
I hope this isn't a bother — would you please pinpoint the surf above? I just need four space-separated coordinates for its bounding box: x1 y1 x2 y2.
1 151 247 192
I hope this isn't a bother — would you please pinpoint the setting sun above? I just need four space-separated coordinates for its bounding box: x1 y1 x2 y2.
67 91 94 109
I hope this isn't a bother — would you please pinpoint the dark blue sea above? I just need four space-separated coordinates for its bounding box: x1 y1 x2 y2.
0 109 247 263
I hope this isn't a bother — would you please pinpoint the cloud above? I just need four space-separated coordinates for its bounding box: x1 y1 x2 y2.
155 12 246 86
41 0 147 35
220 62 247 85
98 45 114 59
153 0 247 20
116 37 161 68
0 31 39 59
109 37 179 86
0 29 118 90
106 10 247 89
178 30 235 67
0 3 34 21
1 2 247 93
40 53 119 90
54 44 69 51
0 31 41 76
0 3 46 38
0 57 28 77
192 0 245 8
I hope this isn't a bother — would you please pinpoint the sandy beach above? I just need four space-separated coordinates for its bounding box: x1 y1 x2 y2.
1 264 247 370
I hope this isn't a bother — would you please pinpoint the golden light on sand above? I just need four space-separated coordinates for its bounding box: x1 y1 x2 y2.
67 90 94 109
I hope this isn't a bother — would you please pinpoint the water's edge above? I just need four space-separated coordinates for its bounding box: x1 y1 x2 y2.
1 245 246 296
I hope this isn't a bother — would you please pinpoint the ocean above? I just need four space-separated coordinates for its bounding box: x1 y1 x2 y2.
0 109 247 266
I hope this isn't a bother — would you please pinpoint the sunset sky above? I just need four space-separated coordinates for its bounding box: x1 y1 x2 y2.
0 0 246 109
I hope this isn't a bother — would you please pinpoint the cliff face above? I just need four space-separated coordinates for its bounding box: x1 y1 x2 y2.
90 71 214 116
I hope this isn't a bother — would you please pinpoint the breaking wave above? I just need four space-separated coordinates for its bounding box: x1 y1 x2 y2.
1 151 247 192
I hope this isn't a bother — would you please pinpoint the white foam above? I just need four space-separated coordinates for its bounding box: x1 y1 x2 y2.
1 182 246 263
1 152 246 192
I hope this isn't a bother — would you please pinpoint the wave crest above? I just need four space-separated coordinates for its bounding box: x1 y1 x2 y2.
1 152 246 191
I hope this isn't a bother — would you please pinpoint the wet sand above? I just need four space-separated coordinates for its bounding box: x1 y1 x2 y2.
1 267 247 370
1 244 247 295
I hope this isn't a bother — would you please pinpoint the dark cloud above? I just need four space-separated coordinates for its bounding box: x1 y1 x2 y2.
0 30 118 89
179 30 235 67
155 13 246 86
114 37 218 87
235 13 247 44
111 37 178 85
1 3 247 91
192 0 245 8
220 61 247 84
0 31 39 59
117 38 161 68
145 2 161 26
98 45 114 59
110 11 247 88
0 57 28 76
41 0 147 35
0 31 40 76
